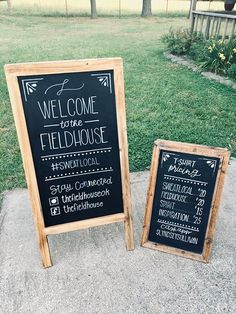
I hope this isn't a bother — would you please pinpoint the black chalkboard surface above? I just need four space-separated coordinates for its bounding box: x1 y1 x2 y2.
148 150 219 254
17 70 123 227
5 59 134 267
141 140 229 262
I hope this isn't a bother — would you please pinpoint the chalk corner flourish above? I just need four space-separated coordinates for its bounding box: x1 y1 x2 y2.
21 78 44 102
91 73 112 94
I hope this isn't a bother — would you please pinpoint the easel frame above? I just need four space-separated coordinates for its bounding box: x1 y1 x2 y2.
5 58 134 268
141 139 230 262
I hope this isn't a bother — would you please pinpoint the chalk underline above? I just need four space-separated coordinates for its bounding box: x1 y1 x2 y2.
157 220 199 232
43 119 99 128
44 124 60 128
45 169 113 182
41 147 112 159
84 120 99 123
164 175 208 185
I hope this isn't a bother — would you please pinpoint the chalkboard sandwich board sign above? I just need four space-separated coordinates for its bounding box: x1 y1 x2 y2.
141 140 230 262
5 58 134 268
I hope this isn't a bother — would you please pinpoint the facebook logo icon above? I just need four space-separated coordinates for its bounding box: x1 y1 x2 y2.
50 207 61 216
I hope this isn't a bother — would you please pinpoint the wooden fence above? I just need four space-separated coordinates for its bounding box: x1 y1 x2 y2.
190 10 236 40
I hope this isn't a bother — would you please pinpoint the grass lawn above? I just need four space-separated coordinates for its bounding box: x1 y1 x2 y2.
0 14 235 198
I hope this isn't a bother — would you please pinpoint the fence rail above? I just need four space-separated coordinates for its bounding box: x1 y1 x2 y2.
191 10 236 40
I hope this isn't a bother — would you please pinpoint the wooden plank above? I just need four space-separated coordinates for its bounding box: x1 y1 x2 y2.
142 242 206 263
215 18 222 39
190 13 196 33
202 151 230 262
195 14 199 32
200 15 204 33
211 17 216 38
45 213 125 235
5 68 52 268
4 58 124 76
141 145 160 246
230 19 236 39
189 0 197 21
114 60 134 251
223 18 229 40
205 16 211 39
154 139 228 157
141 140 230 262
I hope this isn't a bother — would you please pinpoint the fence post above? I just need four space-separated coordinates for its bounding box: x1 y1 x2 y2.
166 0 169 14
7 0 12 15
205 16 211 39
65 0 68 17
230 20 236 39
190 13 196 33
223 18 229 41
189 0 197 20
215 17 222 39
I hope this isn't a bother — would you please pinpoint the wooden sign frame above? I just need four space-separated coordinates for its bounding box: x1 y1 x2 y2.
5 58 134 268
141 139 230 262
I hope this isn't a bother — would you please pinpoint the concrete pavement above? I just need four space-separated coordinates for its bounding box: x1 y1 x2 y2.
0 163 235 314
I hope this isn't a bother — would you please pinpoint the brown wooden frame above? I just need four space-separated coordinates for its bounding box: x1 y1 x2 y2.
141 139 230 262
5 58 134 268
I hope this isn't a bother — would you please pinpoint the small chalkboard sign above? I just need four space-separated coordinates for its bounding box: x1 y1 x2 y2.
141 140 229 262
5 58 134 267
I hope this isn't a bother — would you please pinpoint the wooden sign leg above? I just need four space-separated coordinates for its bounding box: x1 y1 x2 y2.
38 229 52 268
124 213 135 251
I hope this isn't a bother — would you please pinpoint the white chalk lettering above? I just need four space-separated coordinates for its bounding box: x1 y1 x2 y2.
37 96 98 120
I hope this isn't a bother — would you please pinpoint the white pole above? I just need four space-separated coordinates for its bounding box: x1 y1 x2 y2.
65 0 68 17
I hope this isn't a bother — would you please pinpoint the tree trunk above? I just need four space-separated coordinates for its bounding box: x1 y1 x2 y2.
141 0 152 17
90 0 97 19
